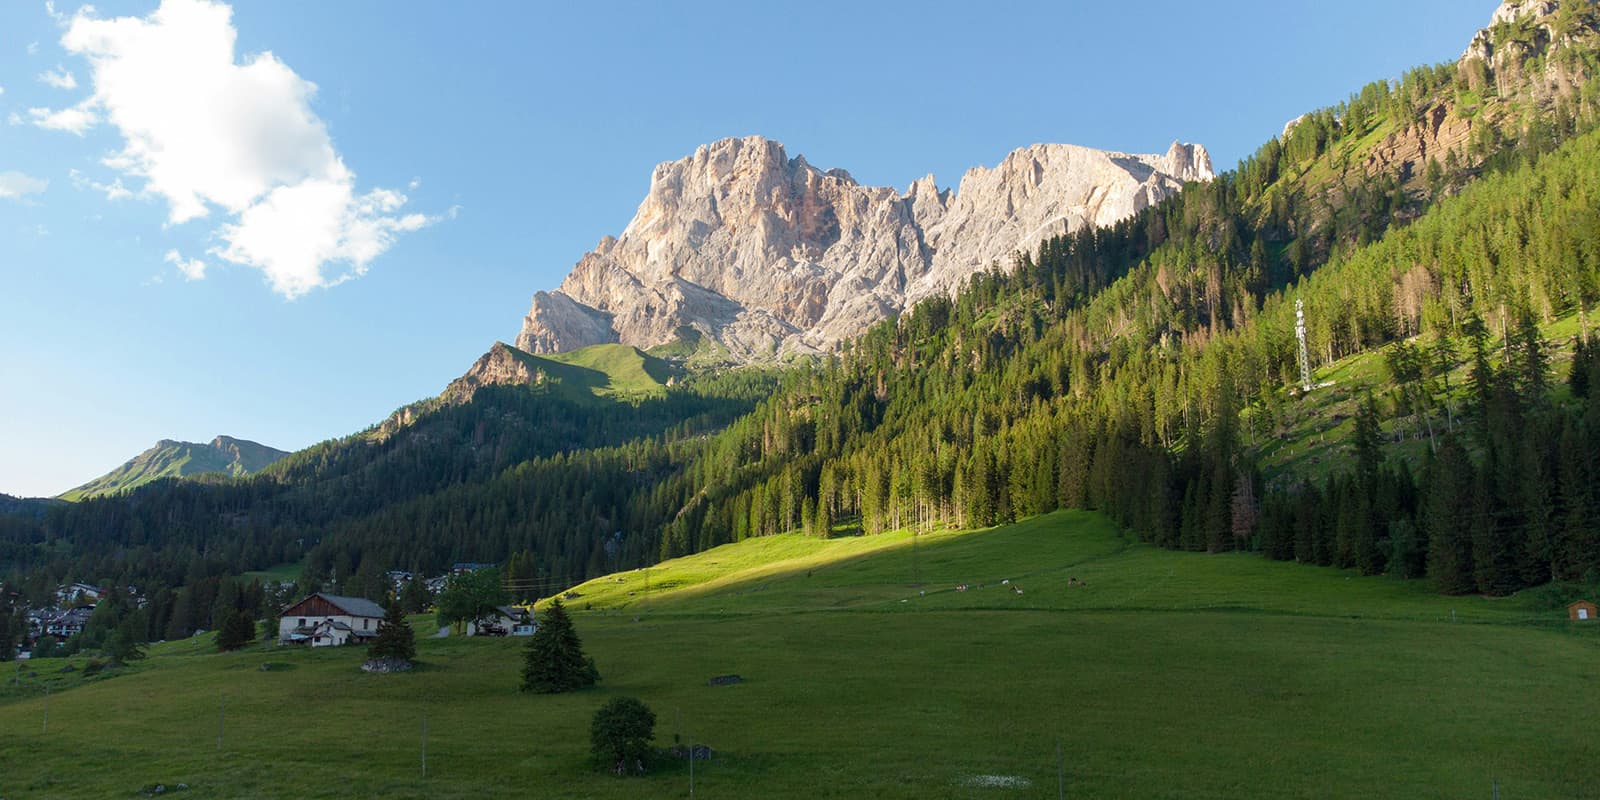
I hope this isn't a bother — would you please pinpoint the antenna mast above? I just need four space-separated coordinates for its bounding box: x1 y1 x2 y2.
1295 298 1313 393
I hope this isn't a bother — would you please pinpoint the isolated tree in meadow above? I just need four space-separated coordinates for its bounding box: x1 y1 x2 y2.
521 599 597 693
590 696 656 774
368 599 416 662
103 618 147 666
216 608 257 652
435 568 509 633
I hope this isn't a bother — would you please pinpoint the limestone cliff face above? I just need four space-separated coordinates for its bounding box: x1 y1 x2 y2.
1462 0 1600 101
1345 0 1598 192
516 135 1212 361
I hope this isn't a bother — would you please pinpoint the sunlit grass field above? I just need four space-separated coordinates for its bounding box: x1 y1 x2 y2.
2 510 1596 798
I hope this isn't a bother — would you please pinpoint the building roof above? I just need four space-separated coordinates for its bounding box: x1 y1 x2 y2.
283 592 386 619
1568 599 1595 607
320 593 386 617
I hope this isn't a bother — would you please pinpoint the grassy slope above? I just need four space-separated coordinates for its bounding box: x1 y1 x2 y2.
60 439 288 502
543 343 673 399
240 561 305 586
3 511 1596 799
1254 311 1588 486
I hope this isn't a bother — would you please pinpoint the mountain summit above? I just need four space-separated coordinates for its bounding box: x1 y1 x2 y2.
517 136 1212 361
60 435 288 501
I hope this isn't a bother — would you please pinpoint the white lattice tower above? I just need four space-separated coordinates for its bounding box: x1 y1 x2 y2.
1295 298 1312 393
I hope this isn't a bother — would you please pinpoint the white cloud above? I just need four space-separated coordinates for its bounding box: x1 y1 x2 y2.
38 67 77 89
0 83 6 95
0 171 49 200
28 103 98 134
28 42 41 56
36 0 435 298
70 168 133 200
164 249 207 281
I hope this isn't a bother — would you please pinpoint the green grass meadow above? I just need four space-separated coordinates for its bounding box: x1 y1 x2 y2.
3 511 1597 798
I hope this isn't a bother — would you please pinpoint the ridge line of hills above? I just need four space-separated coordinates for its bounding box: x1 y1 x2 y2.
3 0 1599 617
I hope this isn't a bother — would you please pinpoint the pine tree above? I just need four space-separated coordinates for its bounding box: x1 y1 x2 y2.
0 612 13 662
521 599 597 694
216 608 256 652
1426 438 1477 594
368 599 416 662
399 577 432 614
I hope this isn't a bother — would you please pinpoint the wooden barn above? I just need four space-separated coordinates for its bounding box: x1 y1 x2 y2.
1570 600 1597 621
278 593 386 646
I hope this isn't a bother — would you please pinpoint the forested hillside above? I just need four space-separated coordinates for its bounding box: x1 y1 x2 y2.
3 2 1600 635
637 4 1600 594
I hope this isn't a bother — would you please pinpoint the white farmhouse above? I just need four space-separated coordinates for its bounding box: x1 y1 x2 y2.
278 593 386 647
466 605 537 637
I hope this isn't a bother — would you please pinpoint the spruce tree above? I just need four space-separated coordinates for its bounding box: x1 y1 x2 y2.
521 599 597 694
0 612 12 662
1425 437 1477 594
368 599 416 662
398 578 431 614
216 608 256 652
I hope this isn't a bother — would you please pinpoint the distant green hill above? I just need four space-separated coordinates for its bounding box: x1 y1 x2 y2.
374 341 677 439
59 436 288 501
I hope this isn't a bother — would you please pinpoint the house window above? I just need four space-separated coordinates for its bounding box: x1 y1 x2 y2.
298 618 306 626
363 619 370 630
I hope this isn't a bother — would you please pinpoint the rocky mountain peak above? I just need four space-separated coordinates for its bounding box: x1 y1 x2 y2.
1491 0 1560 27
1464 0 1595 62
517 136 1212 362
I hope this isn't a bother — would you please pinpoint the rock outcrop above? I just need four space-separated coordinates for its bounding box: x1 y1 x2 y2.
516 136 1212 361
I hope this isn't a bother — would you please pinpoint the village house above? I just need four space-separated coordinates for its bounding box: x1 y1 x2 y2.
466 605 537 637
45 607 94 639
55 582 104 606
385 570 414 592
1570 600 1597 621
277 592 386 647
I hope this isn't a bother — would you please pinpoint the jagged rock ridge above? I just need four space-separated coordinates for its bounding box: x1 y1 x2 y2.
517 136 1213 361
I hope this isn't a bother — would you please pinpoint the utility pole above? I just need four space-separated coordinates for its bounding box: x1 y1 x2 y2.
42 685 49 735
217 695 225 751
1295 298 1313 393
912 530 920 587
1057 742 1065 800
421 713 428 778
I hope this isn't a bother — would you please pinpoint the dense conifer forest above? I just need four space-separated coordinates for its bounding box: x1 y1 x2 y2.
5 5 1600 639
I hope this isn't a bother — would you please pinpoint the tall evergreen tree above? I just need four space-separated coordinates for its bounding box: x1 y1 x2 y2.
521 599 597 694
216 608 256 652
368 599 416 662
1426 438 1477 594
0 612 13 662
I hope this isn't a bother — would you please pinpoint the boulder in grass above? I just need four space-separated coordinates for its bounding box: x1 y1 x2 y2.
361 657 415 674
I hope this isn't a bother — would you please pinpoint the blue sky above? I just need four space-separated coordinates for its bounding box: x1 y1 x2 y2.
0 0 1497 497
